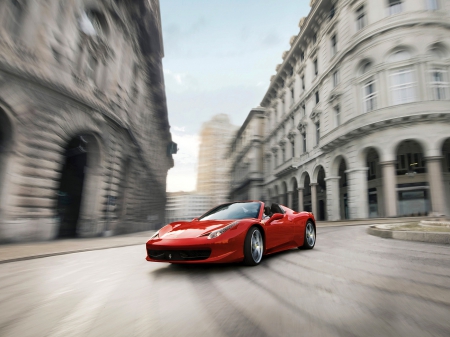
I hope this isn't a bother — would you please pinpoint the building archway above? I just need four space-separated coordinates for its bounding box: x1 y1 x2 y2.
337 158 349 219
0 108 13 215
395 140 429 216
56 134 102 237
303 173 312 212
366 148 382 217
291 177 299 211
281 181 288 206
315 166 327 220
273 185 279 204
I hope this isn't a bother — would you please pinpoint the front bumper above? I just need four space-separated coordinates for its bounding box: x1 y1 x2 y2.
145 236 244 264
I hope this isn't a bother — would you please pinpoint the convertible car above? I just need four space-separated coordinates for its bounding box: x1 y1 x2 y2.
145 201 316 266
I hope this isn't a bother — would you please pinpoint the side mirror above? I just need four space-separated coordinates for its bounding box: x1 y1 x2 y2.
267 213 283 223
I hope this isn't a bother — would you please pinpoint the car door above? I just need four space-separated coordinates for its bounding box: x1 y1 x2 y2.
265 213 291 252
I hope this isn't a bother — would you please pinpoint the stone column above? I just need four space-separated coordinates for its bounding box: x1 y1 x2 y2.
298 187 304 211
426 156 446 216
287 191 293 209
325 177 340 221
310 183 318 216
380 161 397 217
346 168 369 219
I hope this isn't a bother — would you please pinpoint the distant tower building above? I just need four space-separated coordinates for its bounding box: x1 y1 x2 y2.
166 192 210 223
197 114 238 207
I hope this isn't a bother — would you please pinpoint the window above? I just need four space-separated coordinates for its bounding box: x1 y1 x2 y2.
312 33 317 45
303 133 307 153
289 67 294 76
316 123 320 145
290 87 295 103
301 104 306 117
301 75 305 90
300 52 305 62
333 70 339 87
314 59 318 76
335 106 341 127
431 70 447 100
331 34 337 56
329 4 336 19
315 91 320 104
391 69 415 105
291 140 295 157
274 153 278 168
356 6 366 31
282 148 286 163
426 0 439 10
389 50 411 63
388 0 402 15
363 80 377 112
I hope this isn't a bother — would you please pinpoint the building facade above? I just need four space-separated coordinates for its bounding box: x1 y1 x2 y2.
165 192 210 223
197 114 237 207
233 0 450 221
0 0 174 242
228 107 266 202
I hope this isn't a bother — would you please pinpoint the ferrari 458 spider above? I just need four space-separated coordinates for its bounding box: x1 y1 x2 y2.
146 201 316 266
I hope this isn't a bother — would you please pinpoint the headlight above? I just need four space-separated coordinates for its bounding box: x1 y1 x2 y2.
150 230 160 240
208 220 240 239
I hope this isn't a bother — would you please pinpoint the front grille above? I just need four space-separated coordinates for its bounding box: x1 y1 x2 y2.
147 249 211 261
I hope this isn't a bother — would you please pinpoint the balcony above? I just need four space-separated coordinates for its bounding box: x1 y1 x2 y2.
274 157 301 177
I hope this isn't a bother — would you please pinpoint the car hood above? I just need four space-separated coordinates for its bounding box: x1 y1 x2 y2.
158 219 243 239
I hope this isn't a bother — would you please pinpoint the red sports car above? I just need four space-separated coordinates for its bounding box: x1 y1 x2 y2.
145 201 316 266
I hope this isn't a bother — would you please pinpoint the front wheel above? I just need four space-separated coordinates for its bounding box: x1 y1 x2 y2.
300 220 316 249
243 227 264 266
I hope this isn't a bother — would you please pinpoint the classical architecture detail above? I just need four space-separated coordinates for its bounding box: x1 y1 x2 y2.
0 0 174 242
230 0 450 221
228 107 266 202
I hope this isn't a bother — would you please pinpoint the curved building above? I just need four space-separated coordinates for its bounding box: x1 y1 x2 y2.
259 0 450 220
0 0 174 242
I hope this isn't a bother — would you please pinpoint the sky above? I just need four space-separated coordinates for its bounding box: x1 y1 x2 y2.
160 0 311 192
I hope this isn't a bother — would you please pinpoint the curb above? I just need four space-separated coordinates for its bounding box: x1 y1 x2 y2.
367 226 450 244
0 242 143 264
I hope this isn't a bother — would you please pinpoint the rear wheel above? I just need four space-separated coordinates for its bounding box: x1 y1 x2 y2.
243 227 264 266
300 220 316 249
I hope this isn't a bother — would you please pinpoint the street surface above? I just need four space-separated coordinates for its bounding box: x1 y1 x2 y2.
0 225 449 337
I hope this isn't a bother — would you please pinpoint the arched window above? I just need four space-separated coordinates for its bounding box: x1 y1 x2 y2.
361 61 372 74
389 50 411 63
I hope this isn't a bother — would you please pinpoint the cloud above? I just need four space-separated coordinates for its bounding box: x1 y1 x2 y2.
172 126 186 132
167 131 200 192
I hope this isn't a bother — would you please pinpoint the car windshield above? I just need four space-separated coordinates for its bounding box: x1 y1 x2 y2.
199 202 262 221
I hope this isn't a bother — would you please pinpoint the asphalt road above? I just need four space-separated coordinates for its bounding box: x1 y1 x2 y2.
0 226 449 337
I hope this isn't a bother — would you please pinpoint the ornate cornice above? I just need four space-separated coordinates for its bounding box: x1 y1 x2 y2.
297 121 308 134
310 108 322 123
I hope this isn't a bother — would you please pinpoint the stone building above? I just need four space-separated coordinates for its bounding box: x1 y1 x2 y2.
165 192 210 224
0 0 174 242
233 0 450 220
197 114 237 208
228 107 266 202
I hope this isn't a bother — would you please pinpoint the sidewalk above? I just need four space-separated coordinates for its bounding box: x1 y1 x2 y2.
0 216 434 264
0 231 155 264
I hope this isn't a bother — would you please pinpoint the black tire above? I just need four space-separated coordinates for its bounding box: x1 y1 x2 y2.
300 220 316 250
243 226 264 266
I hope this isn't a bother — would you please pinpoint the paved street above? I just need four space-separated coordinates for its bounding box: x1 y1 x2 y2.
0 225 449 337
